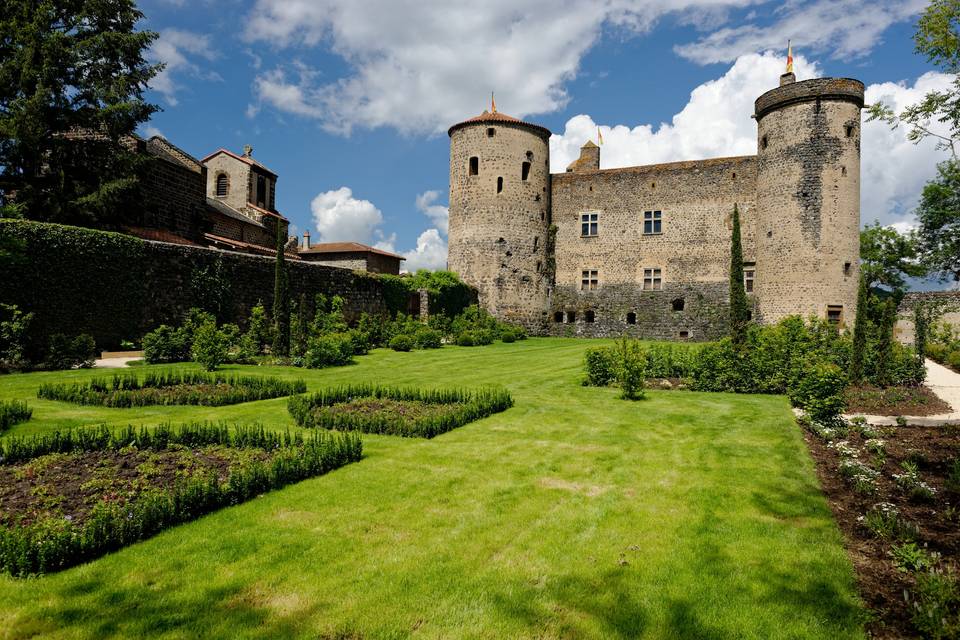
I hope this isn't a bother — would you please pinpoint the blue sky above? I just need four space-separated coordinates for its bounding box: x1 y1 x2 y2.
138 0 950 281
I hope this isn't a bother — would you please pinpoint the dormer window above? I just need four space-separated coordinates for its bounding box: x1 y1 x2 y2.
216 173 229 197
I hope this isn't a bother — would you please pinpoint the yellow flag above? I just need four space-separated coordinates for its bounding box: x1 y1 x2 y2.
786 40 794 73
597 127 604 146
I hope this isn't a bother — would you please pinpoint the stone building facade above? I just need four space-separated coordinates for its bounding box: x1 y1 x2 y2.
447 72 865 339
298 237 405 275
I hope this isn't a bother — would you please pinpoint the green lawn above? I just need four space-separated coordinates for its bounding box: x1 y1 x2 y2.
0 338 864 639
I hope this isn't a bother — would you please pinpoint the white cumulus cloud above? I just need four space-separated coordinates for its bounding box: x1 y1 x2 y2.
550 52 953 229
402 228 448 272
415 190 449 235
310 187 385 243
148 29 221 106
241 0 918 135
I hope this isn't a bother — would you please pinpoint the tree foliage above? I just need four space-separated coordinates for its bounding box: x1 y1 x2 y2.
0 0 160 224
849 274 870 383
859 222 928 291
729 204 750 346
271 224 290 356
915 159 960 281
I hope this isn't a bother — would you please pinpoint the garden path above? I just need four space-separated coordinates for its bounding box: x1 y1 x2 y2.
847 358 960 425
93 357 138 368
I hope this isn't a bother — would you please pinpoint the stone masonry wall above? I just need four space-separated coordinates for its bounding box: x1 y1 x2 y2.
448 120 551 330
547 156 757 339
754 78 863 327
894 291 960 345
138 148 208 243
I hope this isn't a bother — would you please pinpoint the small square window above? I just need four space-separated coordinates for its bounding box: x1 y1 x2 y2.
643 210 662 235
626 312 636 325
827 305 844 325
643 268 662 291
487 127 495 137
581 269 599 291
580 212 598 237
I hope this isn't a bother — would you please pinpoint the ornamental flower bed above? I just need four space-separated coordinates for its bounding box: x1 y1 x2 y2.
36 371 306 407
0 423 362 576
288 384 513 438
801 417 960 638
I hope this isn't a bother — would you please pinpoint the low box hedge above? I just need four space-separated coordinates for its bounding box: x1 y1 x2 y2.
288 384 513 438
36 371 306 407
0 422 362 576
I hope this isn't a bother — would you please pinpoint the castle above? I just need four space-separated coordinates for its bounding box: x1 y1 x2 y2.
447 71 865 340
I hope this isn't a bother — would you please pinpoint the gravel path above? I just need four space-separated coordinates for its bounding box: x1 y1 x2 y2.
93 357 140 369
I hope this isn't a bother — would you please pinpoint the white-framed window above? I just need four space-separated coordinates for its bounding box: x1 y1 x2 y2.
643 268 662 291
643 210 662 235
744 264 756 293
581 269 598 291
580 212 598 237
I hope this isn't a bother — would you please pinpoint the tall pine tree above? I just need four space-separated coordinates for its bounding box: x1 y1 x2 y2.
0 1 161 224
272 223 290 357
729 204 750 346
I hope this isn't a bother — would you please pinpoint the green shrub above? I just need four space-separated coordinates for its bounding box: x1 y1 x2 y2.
37 372 306 407
0 423 361 576
346 329 371 356
304 333 354 368
948 350 960 371
142 325 191 364
289 384 513 438
245 301 274 353
191 321 229 371
501 331 516 343
584 347 617 386
0 400 31 432
0 303 32 369
44 333 96 370
413 328 442 349
789 361 846 423
644 343 700 378
388 334 414 352
616 337 646 400
456 333 475 347
908 569 960 639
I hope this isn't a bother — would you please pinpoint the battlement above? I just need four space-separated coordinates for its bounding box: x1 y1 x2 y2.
754 77 864 121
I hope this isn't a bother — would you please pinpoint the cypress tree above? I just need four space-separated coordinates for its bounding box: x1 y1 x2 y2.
849 274 869 382
271 224 290 357
729 204 750 346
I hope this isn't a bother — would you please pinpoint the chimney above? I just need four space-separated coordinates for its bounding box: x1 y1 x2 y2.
303 230 311 249
779 72 796 86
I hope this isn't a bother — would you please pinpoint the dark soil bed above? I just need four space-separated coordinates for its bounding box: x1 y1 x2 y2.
804 422 960 638
320 398 465 422
0 446 269 527
844 384 952 416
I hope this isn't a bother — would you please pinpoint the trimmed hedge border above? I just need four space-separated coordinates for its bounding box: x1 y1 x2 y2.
0 422 362 576
37 371 306 407
0 400 31 433
288 384 513 438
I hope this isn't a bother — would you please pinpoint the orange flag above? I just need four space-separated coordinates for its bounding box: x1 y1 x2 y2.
491 92 497 113
786 40 794 73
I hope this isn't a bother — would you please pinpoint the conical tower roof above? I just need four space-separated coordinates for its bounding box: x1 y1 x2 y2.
448 109 551 139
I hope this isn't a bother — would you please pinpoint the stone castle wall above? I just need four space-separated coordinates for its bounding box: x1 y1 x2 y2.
138 143 208 243
205 154 255 217
754 78 863 327
547 156 757 339
447 120 551 329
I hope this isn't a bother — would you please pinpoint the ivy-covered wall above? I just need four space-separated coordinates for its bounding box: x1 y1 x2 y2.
0 220 392 350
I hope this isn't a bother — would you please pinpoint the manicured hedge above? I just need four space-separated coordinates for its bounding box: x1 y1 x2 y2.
0 400 31 432
0 422 362 576
36 371 306 407
288 384 513 438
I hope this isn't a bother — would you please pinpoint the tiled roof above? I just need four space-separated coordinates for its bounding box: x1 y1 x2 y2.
300 241 405 260
206 198 267 228
246 202 288 222
123 226 200 246
448 110 551 138
204 233 300 258
201 148 278 177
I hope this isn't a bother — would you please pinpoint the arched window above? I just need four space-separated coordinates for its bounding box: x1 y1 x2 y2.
521 162 531 181
216 173 229 197
469 156 479 175
626 312 636 325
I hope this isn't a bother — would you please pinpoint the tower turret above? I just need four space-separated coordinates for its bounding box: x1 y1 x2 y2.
753 75 864 327
447 108 552 329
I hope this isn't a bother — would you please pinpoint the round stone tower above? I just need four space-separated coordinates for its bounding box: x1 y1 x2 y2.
753 74 864 327
447 109 552 330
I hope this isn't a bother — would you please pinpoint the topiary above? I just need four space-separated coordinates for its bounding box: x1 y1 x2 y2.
413 328 442 349
501 331 516 343
388 334 415 352
304 333 355 368
455 333 475 347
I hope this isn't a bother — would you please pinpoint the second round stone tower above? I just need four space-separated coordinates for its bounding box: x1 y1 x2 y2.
447 109 552 330
753 74 864 326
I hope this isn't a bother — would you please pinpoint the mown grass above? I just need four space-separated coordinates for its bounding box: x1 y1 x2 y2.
0 338 864 639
